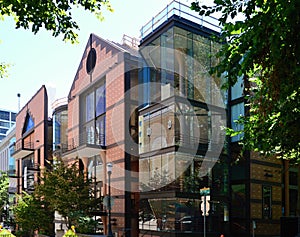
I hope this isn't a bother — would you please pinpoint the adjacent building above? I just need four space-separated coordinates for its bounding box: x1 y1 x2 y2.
0 127 16 227
2 1 297 237
12 85 52 194
229 73 283 236
60 33 140 237
0 109 16 143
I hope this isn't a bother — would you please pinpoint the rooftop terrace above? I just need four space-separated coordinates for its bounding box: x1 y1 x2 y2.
140 0 222 39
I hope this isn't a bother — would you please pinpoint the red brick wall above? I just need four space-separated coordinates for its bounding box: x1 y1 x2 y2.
15 85 48 192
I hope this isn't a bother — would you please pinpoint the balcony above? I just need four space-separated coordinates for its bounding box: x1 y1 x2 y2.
27 163 40 172
11 140 34 159
61 131 105 159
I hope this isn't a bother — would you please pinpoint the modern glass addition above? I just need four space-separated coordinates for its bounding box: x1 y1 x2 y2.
139 26 223 107
139 21 227 235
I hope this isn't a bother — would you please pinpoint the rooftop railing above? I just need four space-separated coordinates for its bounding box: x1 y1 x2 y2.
140 0 222 39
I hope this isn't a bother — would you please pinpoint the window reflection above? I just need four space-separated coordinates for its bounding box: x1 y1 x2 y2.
139 198 204 232
86 92 94 122
96 83 106 117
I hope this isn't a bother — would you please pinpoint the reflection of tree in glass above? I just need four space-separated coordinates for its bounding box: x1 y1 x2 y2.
149 168 171 190
183 168 206 193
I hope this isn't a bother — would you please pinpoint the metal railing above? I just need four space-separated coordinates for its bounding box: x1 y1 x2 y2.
122 34 139 48
64 131 106 152
140 0 222 39
175 133 209 148
14 140 34 151
26 163 40 171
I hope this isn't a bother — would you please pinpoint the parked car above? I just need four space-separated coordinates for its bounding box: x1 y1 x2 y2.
175 216 193 231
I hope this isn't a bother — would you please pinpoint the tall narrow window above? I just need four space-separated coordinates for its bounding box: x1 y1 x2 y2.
96 83 106 116
86 91 94 122
81 79 106 146
262 185 272 219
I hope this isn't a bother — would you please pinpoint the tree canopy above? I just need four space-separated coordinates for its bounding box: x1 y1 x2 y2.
191 0 300 160
0 0 113 43
34 160 94 228
12 192 54 236
0 0 113 78
13 160 98 235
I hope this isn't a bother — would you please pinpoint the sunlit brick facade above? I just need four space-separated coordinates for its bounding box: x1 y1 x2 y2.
12 85 52 195
61 33 140 237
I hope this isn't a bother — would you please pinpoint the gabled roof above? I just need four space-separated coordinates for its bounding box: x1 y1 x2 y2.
68 33 139 100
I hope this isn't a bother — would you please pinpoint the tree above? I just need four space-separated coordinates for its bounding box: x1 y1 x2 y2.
0 0 114 77
12 192 54 236
34 159 95 229
0 171 9 221
0 62 9 79
0 0 113 43
191 0 300 160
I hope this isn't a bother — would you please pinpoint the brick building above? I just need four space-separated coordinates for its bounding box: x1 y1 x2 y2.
12 85 52 195
6 2 298 237
60 33 140 237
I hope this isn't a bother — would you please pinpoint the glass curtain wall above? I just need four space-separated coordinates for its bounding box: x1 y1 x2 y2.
139 25 227 234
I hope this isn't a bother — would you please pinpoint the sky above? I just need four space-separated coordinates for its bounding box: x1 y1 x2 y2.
0 0 193 113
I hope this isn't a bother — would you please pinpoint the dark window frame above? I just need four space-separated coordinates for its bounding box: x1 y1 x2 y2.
262 185 272 219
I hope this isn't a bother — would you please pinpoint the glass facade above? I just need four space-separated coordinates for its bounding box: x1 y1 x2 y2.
140 27 223 107
0 109 16 143
139 22 227 235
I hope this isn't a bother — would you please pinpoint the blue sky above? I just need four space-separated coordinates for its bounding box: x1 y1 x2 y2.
0 0 193 113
